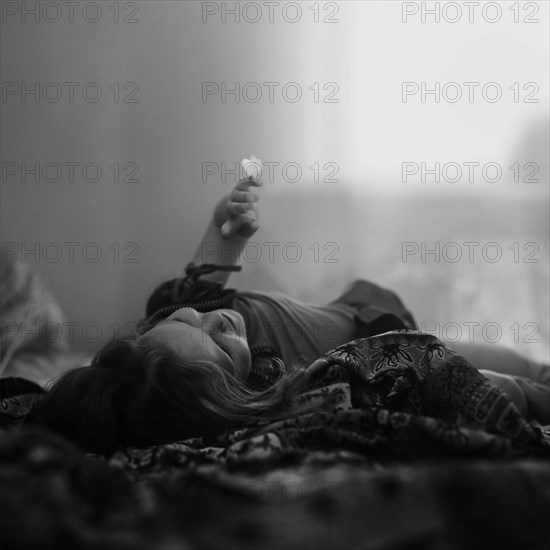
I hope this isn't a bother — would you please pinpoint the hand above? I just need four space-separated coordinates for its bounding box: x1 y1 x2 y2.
213 176 263 239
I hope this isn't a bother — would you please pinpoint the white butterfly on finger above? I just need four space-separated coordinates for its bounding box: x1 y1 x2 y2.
241 155 263 182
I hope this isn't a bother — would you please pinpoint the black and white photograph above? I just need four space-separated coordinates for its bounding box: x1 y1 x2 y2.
1 1 549 548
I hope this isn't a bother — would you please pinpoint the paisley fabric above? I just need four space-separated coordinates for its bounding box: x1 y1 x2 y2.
2 331 548 461
1 427 549 550
0 377 44 430
1 331 550 550
110 331 546 469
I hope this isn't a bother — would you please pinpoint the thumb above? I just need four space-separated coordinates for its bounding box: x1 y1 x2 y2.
220 220 233 238
237 219 259 238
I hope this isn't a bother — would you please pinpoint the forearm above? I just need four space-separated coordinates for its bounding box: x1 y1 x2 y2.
186 218 250 286
449 341 550 385
184 159 262 287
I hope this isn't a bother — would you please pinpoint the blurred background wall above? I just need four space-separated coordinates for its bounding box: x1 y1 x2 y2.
2 1 549 362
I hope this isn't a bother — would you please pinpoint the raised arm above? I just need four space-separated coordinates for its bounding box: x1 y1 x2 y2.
186 156 263 287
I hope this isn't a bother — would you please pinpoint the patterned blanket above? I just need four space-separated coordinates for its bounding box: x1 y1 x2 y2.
1 331 549 549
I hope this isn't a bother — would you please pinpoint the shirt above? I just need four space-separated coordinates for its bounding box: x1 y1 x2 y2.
231 290 360 369
142 275 417 390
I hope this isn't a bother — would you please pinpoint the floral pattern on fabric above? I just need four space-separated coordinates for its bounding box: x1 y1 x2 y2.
1 331 550 550
99 331 549 471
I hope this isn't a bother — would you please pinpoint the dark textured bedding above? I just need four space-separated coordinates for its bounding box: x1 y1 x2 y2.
1 331 549 550
1 428 549 550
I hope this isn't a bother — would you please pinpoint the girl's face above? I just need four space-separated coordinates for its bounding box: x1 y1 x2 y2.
141 308 251 380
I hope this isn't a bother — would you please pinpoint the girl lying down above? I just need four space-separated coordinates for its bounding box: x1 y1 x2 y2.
27 156 550 453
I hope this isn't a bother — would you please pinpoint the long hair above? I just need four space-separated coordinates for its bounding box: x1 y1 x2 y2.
26 335 313 454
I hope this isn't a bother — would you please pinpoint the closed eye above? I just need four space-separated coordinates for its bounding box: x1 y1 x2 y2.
218 343 232 358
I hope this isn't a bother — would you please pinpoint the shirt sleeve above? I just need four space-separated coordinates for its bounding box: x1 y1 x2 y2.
142 277 237 331
330 279 417 336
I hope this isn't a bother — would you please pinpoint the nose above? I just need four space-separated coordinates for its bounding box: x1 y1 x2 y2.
204 311 227 333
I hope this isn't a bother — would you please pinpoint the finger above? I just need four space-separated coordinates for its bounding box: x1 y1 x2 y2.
237 219 259 238
235 177 263 191
230 190 258 203
222 213 258 238
305 358 329 379
220 220 232 238
221 215 247 237
227 201 253 217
